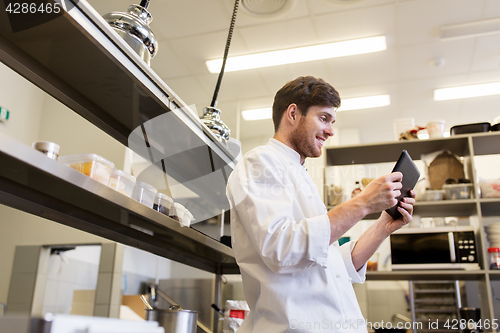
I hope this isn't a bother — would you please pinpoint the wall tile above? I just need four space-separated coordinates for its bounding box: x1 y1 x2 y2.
11 246 40 274
95 273 112 305
7 273 36 304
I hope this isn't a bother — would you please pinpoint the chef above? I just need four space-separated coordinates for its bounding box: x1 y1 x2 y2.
226 76 415 333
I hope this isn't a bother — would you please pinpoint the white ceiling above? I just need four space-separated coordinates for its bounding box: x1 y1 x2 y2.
87 0 500 145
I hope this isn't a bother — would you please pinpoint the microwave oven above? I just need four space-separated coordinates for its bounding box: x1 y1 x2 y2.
390 226 480 270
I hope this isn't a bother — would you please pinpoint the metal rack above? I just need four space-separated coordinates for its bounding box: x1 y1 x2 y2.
325 131 500 323
409 281 461 333
0 1 239 330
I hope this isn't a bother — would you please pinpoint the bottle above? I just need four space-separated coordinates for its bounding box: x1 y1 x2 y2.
351 181 362 198
488 247 500 269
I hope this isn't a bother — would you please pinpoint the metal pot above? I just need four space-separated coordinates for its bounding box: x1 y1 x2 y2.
146 306 199 333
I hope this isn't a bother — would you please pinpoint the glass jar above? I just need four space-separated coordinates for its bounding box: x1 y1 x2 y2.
488 247 500 269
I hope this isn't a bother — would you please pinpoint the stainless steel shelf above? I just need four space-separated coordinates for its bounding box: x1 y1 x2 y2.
0 132 239 274
325 136 470 166
366 270 486 281
0 0 238 218
480 198 500 216
329 200 478 219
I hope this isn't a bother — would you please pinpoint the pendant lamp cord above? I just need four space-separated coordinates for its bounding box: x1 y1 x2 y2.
210 0 239 108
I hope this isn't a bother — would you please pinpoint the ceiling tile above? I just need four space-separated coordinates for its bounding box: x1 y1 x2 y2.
163 77 211 107
397 0 484 47
220 0 311 28
324 49 398 87
481 0 500 18
257 61 332 93
238 17 318 53
306 0 394 16
148 0 230 39
312 4 396 43
196 70 271 103
470 35 500 72
398 39 475 80
150 41 192 79
168 30 249 75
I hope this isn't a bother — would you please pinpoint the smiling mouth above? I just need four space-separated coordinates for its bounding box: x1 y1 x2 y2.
316 137 325 146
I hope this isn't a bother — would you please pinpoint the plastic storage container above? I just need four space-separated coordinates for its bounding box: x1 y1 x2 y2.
488 247 500 269
109 169 136 197
479 179 500 198
59 154 115 185
132 181 157 207
442 183 473 200
172 203 194 227
420 189 445 201
153 193 174 216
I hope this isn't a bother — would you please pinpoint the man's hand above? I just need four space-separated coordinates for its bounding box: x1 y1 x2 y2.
356 172 403 215
350 189 416 271
378 190 416 235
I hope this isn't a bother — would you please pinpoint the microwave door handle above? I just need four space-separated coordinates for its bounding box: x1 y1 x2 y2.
448 232 456 263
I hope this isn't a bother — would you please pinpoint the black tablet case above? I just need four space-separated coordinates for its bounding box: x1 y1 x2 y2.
385 150 420 220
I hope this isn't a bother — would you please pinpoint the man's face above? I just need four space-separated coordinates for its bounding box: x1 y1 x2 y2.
289 105 336 163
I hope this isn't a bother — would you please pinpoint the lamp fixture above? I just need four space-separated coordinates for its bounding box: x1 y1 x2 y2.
241 94 390 121
441 17 500 41
434 82 500 101
206 36 387 73
337 94 390 112
241 107 272 121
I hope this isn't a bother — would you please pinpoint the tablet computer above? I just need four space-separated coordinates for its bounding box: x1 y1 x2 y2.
385 150 420 220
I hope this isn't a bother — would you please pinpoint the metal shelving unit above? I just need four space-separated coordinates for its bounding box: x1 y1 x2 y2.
325 131 500 323
0 0 239 277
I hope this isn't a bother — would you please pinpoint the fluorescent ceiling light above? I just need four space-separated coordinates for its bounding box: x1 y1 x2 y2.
441 17 500 40
241 94 390 121
206 36 386 73
337 94 390 111
241 107 272 121
434 82 500 101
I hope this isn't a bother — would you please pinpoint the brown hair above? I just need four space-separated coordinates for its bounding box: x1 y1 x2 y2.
272 76 340 131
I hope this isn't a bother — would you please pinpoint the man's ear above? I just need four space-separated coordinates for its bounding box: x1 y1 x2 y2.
285 103 299 126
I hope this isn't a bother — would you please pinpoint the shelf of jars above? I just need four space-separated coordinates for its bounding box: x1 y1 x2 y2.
0 0 238 207
0 121 238 274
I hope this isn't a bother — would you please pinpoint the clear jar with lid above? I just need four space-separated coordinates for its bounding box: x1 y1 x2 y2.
488 247 500 269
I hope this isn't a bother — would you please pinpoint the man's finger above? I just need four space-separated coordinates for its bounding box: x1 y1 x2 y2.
389 172 403 182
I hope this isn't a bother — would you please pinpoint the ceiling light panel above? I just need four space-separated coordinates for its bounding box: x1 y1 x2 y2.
337 94 391 111
241 108 272 121
206 36 386 73
441 17 500 40
434 82 500 101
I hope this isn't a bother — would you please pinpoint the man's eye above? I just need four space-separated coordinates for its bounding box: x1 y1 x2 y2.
320 117 327 122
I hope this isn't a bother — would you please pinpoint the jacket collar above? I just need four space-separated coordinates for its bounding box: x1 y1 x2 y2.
268 138 303 166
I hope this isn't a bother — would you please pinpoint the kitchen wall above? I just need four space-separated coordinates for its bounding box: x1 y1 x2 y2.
0 63 122 307
41 246 101 315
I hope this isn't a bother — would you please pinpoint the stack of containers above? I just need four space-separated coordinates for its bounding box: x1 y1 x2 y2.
132 181 158 208
153 193 174 216
172 203 195 227
485 222 500 248
59 154 115 185
108 169 136 197
58 153 195 226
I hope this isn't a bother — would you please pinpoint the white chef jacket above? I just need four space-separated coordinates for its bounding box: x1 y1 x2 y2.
227 138 368 333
